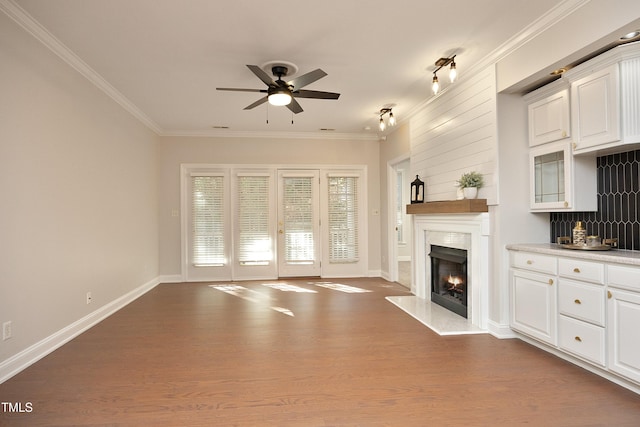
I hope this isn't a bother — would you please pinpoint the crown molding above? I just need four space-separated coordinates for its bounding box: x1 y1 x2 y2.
0 0 163 134
160 129 381 141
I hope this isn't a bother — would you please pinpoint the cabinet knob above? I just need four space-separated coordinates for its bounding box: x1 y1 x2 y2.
573 142 577 150
573 267 581 273
574 299 582 304
564 201 569 208
608 291 612 299
574 336 582 342
562 130 567 138
548 279 554 286
526 260 533 265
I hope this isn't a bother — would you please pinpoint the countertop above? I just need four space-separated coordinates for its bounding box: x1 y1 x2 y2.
506 243 640 267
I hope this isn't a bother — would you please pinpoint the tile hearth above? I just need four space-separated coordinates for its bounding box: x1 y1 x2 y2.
386 296 486 335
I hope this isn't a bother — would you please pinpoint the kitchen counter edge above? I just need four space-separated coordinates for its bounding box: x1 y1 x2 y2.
506 243 640 266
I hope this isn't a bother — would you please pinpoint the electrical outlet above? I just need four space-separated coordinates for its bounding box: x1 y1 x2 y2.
2 321 12 340
86 292 92 305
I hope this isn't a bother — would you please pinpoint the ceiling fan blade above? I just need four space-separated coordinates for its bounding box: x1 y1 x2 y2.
244 96 268 110
286 97 304 114
293 89 340 100
246 64 276 87
288 68 327 90
217 87 266 93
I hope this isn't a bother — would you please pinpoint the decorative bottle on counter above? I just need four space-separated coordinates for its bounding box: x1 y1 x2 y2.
573 221 586 246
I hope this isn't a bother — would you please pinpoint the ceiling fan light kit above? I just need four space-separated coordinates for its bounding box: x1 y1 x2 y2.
217 63 340 117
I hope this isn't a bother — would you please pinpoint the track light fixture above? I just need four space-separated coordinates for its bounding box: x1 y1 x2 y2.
431 54 457 95
379 108 396 131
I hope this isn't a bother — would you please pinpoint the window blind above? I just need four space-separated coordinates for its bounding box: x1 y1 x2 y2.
283 177 314 264
328 176 359 263
192 175 225 266
237 175 271 265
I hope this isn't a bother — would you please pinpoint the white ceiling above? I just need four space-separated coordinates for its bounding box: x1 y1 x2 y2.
9 0 565 138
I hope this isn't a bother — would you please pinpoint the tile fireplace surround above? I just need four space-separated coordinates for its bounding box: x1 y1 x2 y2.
387 212 490 335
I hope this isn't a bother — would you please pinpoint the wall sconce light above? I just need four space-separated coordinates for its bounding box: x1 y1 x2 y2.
411 175 425 203
379 108 396 131
431 54 457 95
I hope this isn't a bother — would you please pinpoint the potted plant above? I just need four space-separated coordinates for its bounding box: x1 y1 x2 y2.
456 171 483 199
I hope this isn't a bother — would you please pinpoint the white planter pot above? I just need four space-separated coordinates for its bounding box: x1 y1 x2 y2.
463 187 478 199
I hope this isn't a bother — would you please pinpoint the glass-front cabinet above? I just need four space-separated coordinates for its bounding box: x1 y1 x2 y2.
529 140 597 212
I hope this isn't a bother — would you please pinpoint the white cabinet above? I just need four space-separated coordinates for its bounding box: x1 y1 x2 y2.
508 247 640 392
510 252 557 345
557 257 606 366
529 140 597 211
570 63 620 153
607 264 640 383
528 88 570 146
607 288 640 383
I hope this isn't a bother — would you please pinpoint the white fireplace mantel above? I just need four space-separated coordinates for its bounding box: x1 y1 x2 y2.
412 213 490 330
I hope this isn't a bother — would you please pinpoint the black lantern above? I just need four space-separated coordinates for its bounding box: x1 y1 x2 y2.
411 175 424 204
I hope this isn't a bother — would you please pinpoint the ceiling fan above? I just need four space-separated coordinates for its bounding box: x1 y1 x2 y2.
216 64 340 114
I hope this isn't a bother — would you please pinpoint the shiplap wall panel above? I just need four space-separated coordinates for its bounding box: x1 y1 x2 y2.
410 65 498 204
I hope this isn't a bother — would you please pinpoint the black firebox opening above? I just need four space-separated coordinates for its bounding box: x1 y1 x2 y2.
429 245 468 318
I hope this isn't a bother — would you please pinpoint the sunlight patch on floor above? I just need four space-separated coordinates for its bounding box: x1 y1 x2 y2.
261 283 317 293
308 281 373 293
209 284 295 316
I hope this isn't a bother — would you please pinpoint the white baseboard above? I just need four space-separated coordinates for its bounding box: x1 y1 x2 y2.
0 277 160 384
368 269 382 278
158 274 183 283
487 320 517 339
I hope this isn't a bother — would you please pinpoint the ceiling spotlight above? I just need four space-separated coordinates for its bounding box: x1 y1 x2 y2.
432 74 440 95
431 54 457 95
621 30 640 40
379 107 396 132
449 59 457 83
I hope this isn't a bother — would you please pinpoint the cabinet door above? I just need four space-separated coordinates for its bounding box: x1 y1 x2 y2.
571 64 620 153
607 288 640 383
528 89 570 146
529 140 570 210
510 269 557 345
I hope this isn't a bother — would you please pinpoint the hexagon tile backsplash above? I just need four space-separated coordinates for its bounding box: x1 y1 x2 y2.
550 149 640 251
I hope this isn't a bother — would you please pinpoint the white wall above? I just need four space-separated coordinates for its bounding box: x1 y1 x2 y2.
497 0 640 93
410 65 498 204
0 12 159 378
158 136 381 278
378 123 410 280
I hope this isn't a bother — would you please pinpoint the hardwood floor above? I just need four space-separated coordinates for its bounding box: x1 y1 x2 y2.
1 278 639 426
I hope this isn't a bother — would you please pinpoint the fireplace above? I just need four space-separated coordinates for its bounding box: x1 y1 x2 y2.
411 213 490 330
429 245 467 318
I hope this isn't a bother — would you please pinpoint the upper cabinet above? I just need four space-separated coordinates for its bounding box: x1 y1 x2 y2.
564 42 640 156
528 86 570 147
569 64 620 153
525 81 597 212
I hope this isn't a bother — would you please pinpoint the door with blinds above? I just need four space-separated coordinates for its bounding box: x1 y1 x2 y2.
321 171 366 277
232 170 277 280
277 170 321 277
186 170 232 281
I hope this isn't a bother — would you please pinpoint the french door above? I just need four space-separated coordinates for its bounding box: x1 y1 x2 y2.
277 170 321 277
183 166 365 281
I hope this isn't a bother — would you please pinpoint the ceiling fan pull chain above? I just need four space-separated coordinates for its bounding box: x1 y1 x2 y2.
266 103 269 124
291 111 294 125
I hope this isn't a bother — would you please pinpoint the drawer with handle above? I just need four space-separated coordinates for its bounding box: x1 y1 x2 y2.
558 279 605 326
558 258 604 284
511 251 557 275
558 315 605 366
